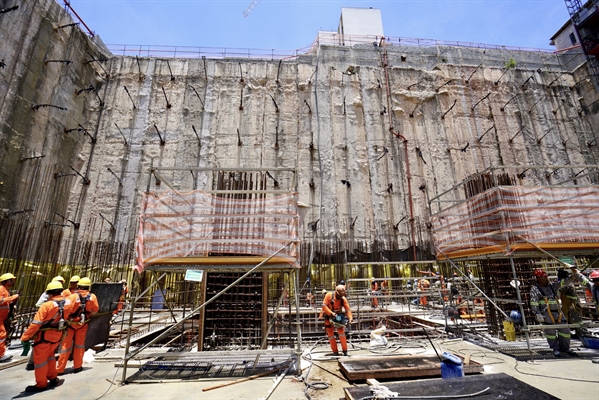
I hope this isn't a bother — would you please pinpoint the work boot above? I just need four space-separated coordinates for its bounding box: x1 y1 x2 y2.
0 355 13 363
25 385 47 392
332 352 339 356
562 349 578 357
553 349 562 357
49 378 64 387
343 351 348 356
73 367 83 373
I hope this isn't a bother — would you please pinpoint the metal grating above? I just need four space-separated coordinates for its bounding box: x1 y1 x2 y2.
127 350 296 382
467 337 599 361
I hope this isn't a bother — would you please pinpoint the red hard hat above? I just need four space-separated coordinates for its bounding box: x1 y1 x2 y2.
589 270 599 280
533 269 548 278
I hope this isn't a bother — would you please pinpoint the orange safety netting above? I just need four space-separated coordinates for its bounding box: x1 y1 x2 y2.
135 190 300 273
431 186 599 258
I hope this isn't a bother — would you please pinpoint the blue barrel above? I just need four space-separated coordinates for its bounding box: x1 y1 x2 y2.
440 352 464 379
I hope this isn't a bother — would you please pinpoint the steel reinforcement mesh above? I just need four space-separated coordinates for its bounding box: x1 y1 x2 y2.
128 350 296 381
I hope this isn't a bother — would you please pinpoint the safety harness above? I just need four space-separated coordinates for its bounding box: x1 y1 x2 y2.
68 293 91 326
535 284 563 324
325 294 348 327
33 299 66 347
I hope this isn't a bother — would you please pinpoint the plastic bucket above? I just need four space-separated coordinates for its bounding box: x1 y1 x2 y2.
580 336 599 349
441 361 464 379
440 352 464 379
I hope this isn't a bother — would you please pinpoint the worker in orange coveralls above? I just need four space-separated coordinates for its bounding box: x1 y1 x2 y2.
20 281 77 392
417 278 430 306
114 279 128 315
370 279 379 308
57 277 99 375
62 275 80 297
321 285 353 356
0 273 19 363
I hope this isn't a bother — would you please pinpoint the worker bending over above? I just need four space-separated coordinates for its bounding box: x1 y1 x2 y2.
321 285 353 356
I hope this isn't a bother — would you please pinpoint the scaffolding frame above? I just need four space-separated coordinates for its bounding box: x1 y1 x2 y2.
120 166 303 383
429 164 599 359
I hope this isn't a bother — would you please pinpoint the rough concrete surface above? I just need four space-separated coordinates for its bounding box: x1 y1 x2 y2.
2 0 599 265
1 339 598 400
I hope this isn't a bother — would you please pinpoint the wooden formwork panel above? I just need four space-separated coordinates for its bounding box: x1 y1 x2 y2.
344 373 558 400
338 354 483 381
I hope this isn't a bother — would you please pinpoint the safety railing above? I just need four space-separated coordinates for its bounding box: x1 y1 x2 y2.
106 33 555 61
106 44 310 60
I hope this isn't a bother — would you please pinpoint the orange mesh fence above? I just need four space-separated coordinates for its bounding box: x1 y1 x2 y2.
135 190 299 273
431 186 599 257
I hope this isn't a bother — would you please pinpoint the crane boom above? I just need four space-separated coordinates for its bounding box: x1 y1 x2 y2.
243 0 260 17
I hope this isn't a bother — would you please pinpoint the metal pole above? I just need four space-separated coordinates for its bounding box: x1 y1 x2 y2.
294 267 302 376
121 272 167 383
436 247 510 320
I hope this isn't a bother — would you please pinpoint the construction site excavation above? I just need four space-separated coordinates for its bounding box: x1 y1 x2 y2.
0 1 599 399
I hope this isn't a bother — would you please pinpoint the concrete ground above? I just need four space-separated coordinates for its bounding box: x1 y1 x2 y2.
1 338 598 400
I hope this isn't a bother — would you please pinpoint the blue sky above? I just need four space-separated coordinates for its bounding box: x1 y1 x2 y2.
68 1 571 51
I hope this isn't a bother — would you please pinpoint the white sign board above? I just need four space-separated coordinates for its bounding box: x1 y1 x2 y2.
185 270 204 282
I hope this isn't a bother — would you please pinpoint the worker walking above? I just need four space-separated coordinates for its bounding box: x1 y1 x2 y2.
321 285 353 356
0 273 19 363
57 277 99 374
530 269 577 357
20 281 78 392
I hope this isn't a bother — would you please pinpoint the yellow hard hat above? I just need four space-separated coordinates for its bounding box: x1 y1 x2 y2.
52 275 65 283
78 277 92 287
0 273 15 282
46 281 63 291
69 275 81 283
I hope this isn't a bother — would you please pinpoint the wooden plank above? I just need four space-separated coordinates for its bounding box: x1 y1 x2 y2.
0 358 27 371
338 355 483 382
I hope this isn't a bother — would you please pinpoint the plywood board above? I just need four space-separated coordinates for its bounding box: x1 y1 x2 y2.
338 355 483 381
344 373 558 400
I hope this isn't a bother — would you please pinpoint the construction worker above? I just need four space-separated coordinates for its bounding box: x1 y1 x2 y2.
114 279 128 314
36 275 66 307
417 277 430 306
529 269 577 357
57 277 99 374
0 273 19 363
572 268 599 316
370 279 379 308
321 285 353 356
62 275 80 296
20 280 77 392
306 290 315 308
